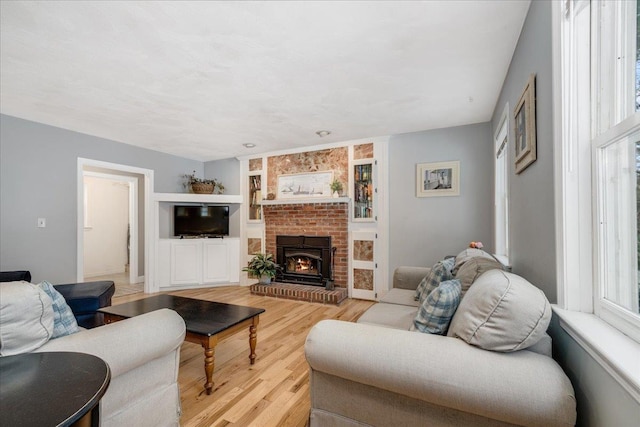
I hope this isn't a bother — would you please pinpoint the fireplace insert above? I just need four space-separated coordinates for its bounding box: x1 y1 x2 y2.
276 235 334 287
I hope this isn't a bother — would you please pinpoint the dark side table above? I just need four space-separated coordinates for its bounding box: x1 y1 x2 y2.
0 352 110 427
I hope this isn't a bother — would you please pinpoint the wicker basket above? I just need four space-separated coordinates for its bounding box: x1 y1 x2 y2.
191 182 214 194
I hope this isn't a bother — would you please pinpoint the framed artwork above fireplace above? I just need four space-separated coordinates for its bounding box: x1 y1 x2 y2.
277 171 333 199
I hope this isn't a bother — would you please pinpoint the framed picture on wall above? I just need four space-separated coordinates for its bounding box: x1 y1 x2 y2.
416 160 460 197
277 171 334 198
514 74 537 174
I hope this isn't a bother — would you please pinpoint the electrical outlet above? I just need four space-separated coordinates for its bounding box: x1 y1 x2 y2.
37 218 46 228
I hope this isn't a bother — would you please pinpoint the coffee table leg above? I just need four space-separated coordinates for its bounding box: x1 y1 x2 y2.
202 335 218 395
249 316 259 365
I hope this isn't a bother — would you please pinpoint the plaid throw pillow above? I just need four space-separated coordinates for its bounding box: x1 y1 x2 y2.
38 281 79 338
414 257 455 302
413 279 462 335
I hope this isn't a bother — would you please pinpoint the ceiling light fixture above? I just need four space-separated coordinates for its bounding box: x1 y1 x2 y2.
316 130 331 137
243 143 256 148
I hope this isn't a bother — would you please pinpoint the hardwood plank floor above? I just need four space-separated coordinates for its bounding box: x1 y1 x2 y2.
113 286 374 426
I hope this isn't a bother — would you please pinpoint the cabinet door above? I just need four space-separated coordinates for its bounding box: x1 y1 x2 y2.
202 240 229 283
171 241 201 284
351 230 377 300
353 160 376 221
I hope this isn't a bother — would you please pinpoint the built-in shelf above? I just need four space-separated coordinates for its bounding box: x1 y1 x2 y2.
154 193 243 204
260 197 350 206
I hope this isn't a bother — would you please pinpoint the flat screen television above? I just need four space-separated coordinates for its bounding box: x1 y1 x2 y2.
174 205 229 237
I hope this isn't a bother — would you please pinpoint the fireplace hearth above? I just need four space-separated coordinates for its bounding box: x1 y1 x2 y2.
276 235 334 287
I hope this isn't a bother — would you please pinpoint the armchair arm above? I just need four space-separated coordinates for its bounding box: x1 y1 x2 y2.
36 309 186 377
392 266 430 290
0 271 31 282
305 320 576 427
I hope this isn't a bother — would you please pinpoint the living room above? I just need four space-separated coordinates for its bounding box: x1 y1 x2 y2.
1 1 639 426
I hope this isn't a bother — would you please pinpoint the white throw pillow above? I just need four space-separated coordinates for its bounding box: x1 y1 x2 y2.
448 270 551 352
0 281 54 356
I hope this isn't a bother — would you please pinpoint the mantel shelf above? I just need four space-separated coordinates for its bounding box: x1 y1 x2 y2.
260 197 350 206
153 192 243 204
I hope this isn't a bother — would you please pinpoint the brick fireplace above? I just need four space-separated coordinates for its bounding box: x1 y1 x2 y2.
262 201 348 288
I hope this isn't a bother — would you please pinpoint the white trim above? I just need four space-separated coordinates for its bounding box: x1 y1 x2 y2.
553 306 640 403
77 158 154 292
552 0 593 311
153 192 242 203
493 102 509 262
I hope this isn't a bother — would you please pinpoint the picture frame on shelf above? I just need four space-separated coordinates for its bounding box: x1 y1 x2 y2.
514 74 537 174
416 160 460 197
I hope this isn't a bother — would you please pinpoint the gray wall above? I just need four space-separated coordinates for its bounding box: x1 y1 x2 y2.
492 2 640 425
204 158 240 195
0 114 202 283
490 0 557 302
549 316 640 426
204 158 241 237
388 122 493 277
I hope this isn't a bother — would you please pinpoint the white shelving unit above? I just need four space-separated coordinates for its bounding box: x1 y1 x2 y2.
150 192 243 292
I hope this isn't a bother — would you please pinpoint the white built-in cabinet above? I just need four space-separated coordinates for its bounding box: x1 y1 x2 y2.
157 238 240 288
152 192 242 291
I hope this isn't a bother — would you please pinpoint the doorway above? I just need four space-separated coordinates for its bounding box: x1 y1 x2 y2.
83 172 138 294
77 158 154 294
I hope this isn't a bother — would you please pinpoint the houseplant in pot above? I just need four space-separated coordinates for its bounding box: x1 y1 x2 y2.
330 179 343 197
243 253 279 284
183 171 225 194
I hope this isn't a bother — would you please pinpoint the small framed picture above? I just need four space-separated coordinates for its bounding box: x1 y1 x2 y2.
416 161 460 197
514 74 537 174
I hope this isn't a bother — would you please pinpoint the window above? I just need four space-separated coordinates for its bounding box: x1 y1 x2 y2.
559 0 640 341
494 104 509 263
592 0 640 340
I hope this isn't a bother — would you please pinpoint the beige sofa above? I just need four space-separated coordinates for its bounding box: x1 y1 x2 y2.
0 279 186 427
305 254 576 426
34 308 186 427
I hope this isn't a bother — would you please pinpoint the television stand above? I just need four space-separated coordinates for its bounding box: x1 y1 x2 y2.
157 237 240 288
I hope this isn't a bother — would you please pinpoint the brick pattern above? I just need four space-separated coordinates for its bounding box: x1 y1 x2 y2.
250 283 348 305
354 268 374 290
247 238 262 255
354 143 374 160
266 147 348 197
263 202 349 287
249 158 263 171
354 240 374 261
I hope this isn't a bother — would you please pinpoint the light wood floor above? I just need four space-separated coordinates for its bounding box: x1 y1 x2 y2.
113 286 374 427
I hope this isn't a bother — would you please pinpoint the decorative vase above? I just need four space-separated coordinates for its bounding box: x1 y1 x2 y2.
332 191 339 198
259 275 272 285
191 182 214 194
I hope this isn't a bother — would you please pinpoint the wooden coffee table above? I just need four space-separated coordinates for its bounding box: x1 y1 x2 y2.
99 294 265 395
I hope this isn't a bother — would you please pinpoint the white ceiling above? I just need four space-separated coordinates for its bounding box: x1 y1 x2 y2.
0 1 530 161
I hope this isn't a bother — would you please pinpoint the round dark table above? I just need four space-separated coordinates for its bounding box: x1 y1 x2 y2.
0 351 110 427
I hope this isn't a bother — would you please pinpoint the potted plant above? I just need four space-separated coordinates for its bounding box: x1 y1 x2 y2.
330 179 343 197
243 253 279 284
183 171 225 194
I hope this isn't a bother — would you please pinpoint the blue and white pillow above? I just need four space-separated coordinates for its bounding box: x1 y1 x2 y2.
415 257 455 303
413 279 462 335
38 281 79 338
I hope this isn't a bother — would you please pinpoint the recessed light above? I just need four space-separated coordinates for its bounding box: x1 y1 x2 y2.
316 130 331 137
243 143 256 148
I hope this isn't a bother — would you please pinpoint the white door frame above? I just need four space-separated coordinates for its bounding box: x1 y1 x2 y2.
83 171 139 284
77 158 154 292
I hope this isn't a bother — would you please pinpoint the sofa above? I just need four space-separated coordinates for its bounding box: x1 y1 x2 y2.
0 280 186 427
305 249 577 427
0 270 115 328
